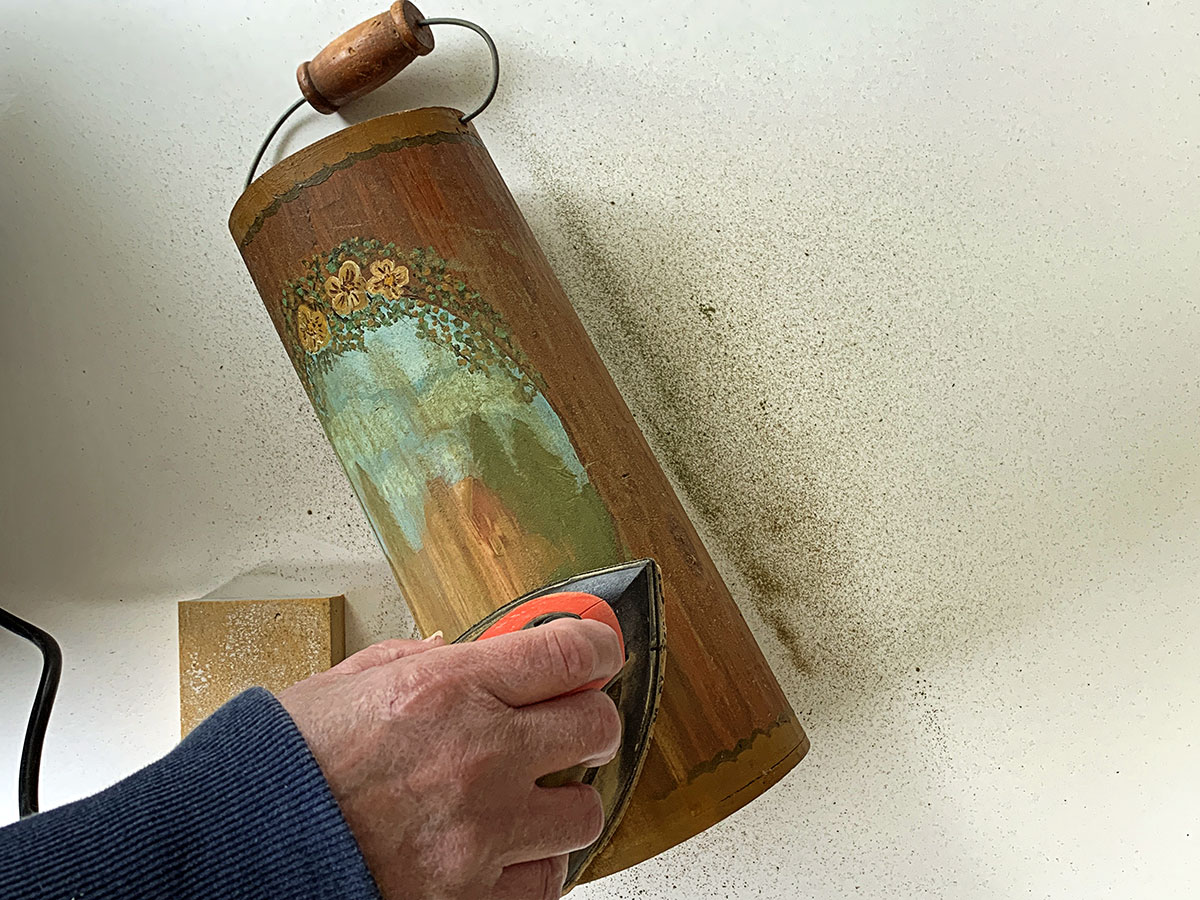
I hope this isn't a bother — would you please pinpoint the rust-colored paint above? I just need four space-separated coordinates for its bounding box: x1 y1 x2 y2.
229 107 807 879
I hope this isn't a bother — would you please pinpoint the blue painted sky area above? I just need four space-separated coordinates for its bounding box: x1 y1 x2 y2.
316 316 589 550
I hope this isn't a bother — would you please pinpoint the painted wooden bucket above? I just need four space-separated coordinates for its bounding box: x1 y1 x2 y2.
229 106 807 879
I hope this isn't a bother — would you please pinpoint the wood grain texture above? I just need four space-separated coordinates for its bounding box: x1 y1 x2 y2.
297 1 434 114
229 108 808 879
178 597 345 736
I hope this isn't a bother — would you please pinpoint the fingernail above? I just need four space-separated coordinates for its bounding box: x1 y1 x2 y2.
582 750 618 768
423 630 444 643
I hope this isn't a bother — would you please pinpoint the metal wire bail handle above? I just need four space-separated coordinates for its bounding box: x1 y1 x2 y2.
418 17 500 125
245 16 500 189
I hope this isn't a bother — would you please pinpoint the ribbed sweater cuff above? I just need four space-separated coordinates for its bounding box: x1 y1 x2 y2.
0 687 382 900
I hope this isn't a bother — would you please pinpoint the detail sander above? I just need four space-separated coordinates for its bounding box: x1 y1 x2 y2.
454 559 665 889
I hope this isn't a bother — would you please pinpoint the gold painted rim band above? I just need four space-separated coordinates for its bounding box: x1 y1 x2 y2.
229 107 478 248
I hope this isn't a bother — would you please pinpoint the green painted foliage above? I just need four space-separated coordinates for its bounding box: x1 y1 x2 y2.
467 414 623 577
279 238 545 415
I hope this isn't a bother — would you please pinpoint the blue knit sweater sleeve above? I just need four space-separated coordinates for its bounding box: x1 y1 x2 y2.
0 687 383 900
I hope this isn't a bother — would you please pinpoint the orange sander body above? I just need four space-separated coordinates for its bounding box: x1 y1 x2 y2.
474 591 625 693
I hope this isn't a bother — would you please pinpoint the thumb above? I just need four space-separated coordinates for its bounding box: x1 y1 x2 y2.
331 632 445 674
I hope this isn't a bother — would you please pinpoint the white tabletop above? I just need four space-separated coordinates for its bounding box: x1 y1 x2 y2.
0 1 1196 896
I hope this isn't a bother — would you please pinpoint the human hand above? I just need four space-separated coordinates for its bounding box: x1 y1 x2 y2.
278 618 624 900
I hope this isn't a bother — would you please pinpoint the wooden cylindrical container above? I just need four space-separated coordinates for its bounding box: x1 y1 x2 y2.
229 108 807 879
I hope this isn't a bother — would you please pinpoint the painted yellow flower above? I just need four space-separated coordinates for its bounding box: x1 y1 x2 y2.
324 260 368 317
366 258 410 299
296 304 330 353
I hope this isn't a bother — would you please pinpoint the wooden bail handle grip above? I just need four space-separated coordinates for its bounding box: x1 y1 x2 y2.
297 1 435 114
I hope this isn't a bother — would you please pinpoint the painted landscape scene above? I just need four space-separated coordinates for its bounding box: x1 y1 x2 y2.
278 239 622 636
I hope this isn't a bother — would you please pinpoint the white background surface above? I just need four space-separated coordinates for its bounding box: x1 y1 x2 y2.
1 0 1198 896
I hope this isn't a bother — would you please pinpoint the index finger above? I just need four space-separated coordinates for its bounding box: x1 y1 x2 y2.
463 617 624 707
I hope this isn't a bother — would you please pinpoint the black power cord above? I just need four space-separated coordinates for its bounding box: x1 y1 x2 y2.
0 606 62 818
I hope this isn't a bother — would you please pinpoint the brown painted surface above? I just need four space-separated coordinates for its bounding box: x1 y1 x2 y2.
178 596 345 736
229 108 807 879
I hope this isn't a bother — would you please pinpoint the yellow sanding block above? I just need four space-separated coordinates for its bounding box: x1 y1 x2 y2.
177 596 345 735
